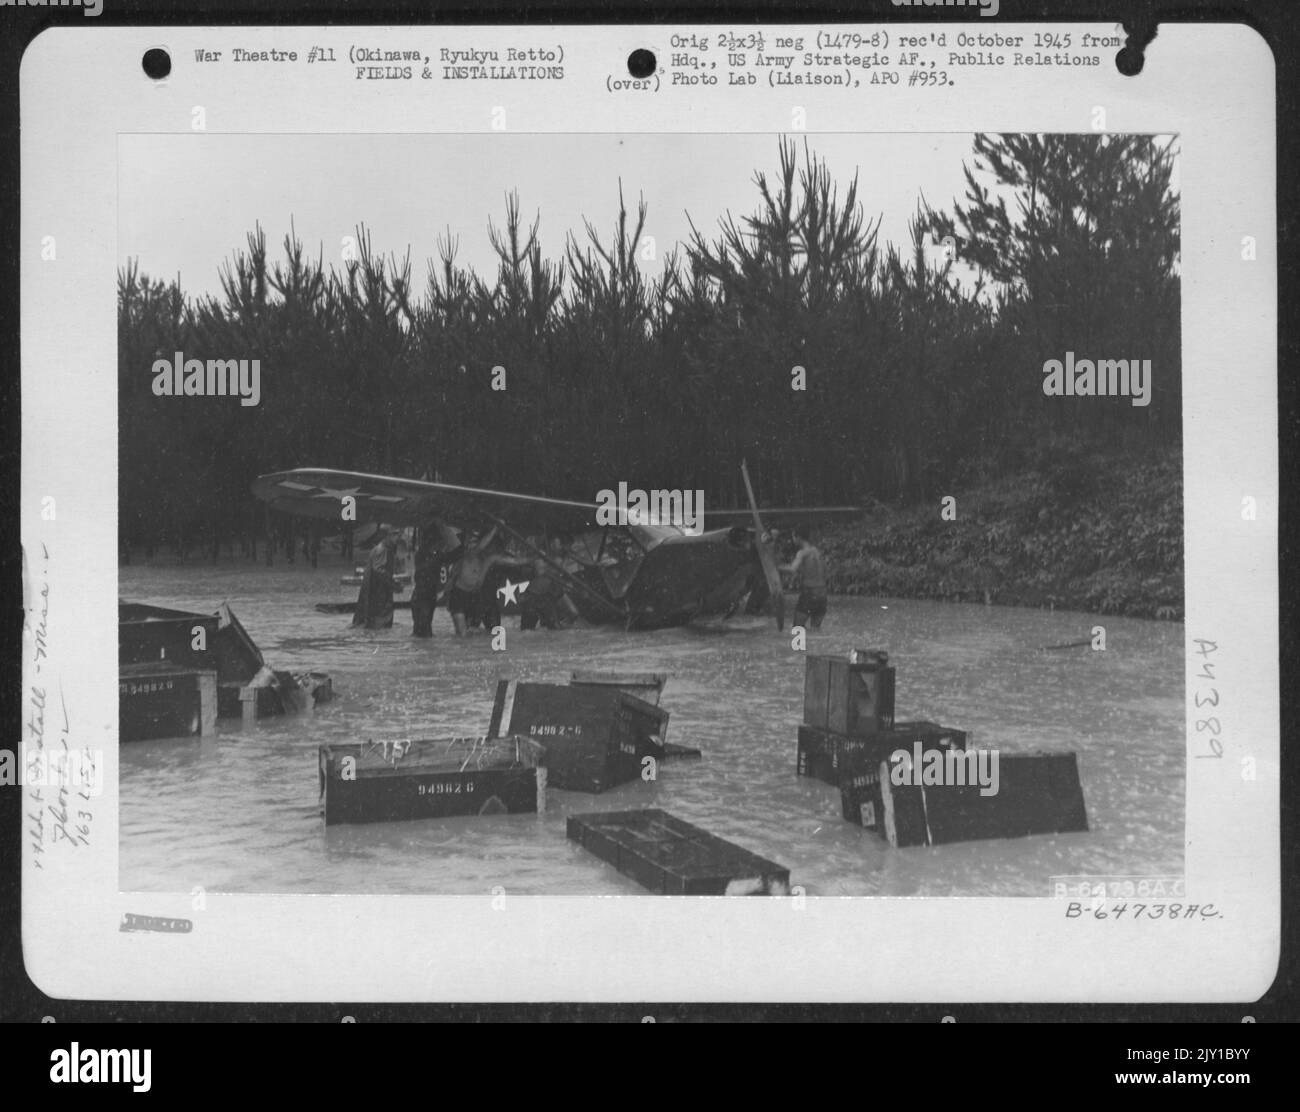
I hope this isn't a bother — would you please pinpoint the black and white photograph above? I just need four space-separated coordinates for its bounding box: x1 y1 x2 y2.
17 20 1278 1006
114 128 1183 897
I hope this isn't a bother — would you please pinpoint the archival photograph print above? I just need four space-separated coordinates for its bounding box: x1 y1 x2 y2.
116 130 1182 899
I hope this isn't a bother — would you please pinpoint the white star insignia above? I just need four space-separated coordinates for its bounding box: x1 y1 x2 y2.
497 579 530 606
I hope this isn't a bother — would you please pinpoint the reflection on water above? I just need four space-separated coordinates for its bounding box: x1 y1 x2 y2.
119 560 1184 896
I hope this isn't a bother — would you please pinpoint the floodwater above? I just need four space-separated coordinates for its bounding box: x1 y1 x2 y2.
119 557 1185 897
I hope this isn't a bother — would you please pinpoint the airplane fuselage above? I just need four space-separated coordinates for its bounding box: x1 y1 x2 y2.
571 526 764 630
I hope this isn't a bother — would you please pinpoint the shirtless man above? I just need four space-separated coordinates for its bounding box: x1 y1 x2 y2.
449 526 517 636
780 525 828 630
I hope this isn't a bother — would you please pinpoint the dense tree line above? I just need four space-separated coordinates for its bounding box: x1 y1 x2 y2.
118 134 1180 557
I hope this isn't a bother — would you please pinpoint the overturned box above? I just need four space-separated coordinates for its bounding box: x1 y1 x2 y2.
804 651 895 736
319 736 545 825
120 600 320 723
842 750 1089 848
119 663 217 741
567 671 700 761
492 681 669 793
119 602 220 670
567 809 790 895
799 719 966 786
836 722 967 829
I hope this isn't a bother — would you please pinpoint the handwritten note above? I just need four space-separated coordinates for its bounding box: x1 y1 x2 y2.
25 545 50 869
24 541 95 866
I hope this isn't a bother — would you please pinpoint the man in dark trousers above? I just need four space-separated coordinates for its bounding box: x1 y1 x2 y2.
412 522 464 637
410 529 441 638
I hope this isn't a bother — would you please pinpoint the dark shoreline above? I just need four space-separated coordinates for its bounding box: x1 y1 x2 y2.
815 447 1184 622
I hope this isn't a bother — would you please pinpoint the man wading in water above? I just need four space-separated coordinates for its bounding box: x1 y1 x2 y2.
449 525 518 636
352 526 397 630
780 525 828 630
410 523 460 638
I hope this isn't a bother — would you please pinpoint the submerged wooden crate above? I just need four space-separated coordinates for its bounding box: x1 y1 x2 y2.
836 722 967 830
493 681 669 793
119 663 217 741
803 651 895 736
319 736 545 825
569 672 701 761
567 809 791 895
843 750 1089 848
124 600 283 721
799 720 967 786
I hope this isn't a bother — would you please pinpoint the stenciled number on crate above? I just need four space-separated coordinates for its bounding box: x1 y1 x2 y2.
529 724 583 737
417 779 475 796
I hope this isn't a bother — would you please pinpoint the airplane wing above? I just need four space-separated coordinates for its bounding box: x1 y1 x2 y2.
701 506 862 526
252 468 601 533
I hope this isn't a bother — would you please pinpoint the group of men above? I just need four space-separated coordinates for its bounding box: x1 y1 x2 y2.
353 523 578 637
351 520 830 635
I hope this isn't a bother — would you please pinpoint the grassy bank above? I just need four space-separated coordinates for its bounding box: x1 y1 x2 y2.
818 445 1183 620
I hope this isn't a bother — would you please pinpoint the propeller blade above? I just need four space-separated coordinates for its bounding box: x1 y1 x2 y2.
740 460 785 632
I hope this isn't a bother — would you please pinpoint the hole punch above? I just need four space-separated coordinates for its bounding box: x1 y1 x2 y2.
142 48 172 80
1115 46 1143 76
1116 22 1156 76
627 48 656 79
